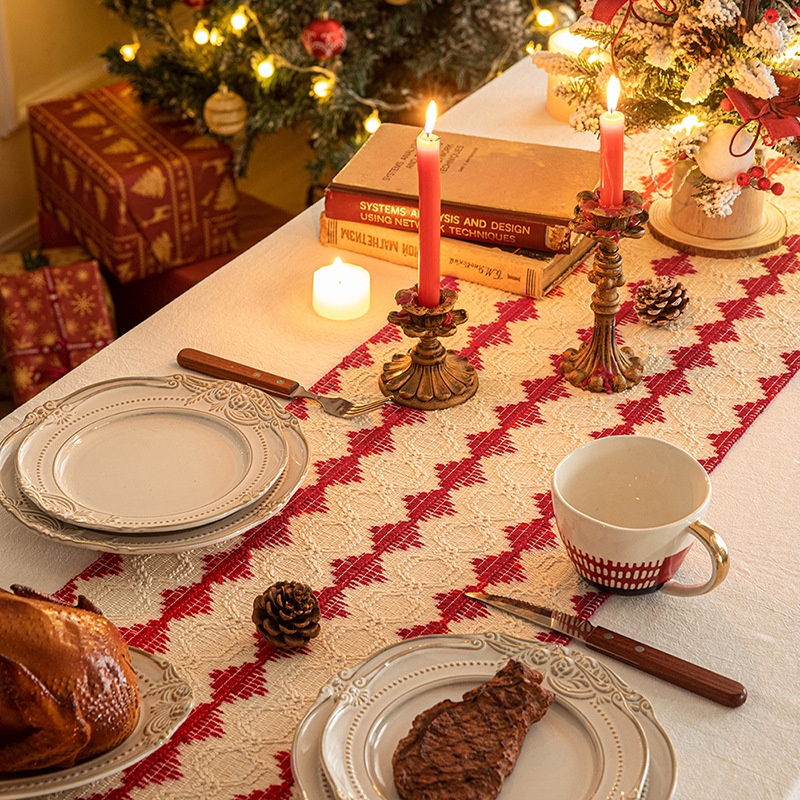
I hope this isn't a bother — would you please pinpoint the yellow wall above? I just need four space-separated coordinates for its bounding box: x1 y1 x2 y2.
0 0 128 249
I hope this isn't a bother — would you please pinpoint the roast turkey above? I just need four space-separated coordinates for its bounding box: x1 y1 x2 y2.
0 585 141 773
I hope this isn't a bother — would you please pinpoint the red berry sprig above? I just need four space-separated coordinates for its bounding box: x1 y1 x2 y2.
736 164 784 195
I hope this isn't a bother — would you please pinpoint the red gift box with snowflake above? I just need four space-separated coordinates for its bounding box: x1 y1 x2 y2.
28 82 239 284
0 261 116 405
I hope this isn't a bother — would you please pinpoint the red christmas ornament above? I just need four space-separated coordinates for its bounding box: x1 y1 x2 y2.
765 8 780 22
302 17 347 60
182 0 212 8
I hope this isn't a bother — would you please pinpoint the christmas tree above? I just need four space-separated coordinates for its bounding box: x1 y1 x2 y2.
532 0 800 215
100 0 538 184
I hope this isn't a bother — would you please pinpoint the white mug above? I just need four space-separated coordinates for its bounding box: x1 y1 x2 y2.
551 435 729 596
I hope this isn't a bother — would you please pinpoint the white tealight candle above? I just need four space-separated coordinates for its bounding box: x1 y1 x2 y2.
312 257 371 320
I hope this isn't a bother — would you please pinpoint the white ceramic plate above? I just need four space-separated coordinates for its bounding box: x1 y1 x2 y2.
0 647 193 799
15 375 288 533
293 633 676 800
318 632 650 800
0 377 311 553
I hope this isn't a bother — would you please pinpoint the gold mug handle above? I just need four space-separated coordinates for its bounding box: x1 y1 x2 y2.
660 520 730 597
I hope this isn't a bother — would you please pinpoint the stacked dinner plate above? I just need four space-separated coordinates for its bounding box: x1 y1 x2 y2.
293 632 678 800
0 374 310 553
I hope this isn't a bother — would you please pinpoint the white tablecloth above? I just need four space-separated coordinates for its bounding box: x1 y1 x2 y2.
1 60 798 799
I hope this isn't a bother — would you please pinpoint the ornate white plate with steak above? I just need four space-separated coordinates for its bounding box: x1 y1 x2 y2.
318 632 650 800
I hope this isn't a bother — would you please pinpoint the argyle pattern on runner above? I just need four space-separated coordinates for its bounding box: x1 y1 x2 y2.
49 147 800 800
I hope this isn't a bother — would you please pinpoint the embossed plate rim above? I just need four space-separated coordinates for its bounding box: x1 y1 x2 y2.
15 374 288 533
318 632 650 800
293 632 676 800
0 376 310 553
0 646 193 799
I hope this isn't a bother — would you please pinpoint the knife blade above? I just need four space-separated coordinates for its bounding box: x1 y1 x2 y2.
466 591 747 708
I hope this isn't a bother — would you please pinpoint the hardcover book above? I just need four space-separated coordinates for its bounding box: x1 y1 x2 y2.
319 213 595 299
324 124 600 253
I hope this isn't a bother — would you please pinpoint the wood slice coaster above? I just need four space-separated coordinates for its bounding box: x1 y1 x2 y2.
648 197 787 258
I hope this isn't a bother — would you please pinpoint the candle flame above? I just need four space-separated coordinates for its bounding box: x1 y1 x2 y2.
607 75 620 114
424 101 437 136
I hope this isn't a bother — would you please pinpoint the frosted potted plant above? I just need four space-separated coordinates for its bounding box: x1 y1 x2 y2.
532 0 800 248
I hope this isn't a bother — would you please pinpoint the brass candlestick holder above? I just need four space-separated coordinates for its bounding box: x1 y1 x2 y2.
379 286 478 410
560 190 647 393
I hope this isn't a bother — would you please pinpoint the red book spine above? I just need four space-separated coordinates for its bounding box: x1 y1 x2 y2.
324 189 571 253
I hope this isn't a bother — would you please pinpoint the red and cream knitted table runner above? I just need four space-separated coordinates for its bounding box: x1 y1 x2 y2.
49 159 800 799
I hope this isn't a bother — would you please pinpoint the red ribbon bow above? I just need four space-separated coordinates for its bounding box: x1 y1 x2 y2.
33 339 71 384
725 74 800 154
592 0 634 25
590 0 677 70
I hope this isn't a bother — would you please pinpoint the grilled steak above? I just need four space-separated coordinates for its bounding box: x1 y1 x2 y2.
392 659 554 800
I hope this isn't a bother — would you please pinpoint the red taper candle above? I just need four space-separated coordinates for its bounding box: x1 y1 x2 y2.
416 101 441 308
599 75 625 208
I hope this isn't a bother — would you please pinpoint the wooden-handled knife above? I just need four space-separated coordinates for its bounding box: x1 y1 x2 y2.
466 591 747 707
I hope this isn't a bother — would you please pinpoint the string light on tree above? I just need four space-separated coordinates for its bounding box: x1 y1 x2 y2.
230 6 249 32
364 109 382 134
254 55 275 79
193 22 210 46
527 0 577 48
209 27 224 46
311 75 335 100
119 34 139 62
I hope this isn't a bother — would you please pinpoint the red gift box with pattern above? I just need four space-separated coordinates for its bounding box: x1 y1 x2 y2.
28 82 238 284
0 261 115 405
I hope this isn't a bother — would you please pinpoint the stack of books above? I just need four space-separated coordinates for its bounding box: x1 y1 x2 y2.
319 124 601 298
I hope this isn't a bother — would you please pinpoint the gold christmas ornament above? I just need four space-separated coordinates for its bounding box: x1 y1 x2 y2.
203 85 247 136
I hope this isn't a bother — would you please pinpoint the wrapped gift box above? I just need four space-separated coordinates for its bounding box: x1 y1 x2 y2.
0 260 115 405
29 82 239 284
0 245 91 275
0 246 115 400
39 193 293 331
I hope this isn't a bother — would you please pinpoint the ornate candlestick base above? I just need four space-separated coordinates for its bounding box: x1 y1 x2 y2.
379 286 478 410
561 190 647 394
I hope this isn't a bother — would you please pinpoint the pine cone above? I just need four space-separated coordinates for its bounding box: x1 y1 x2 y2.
676 24 727 61
252 582 321 649
635 278 690 327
